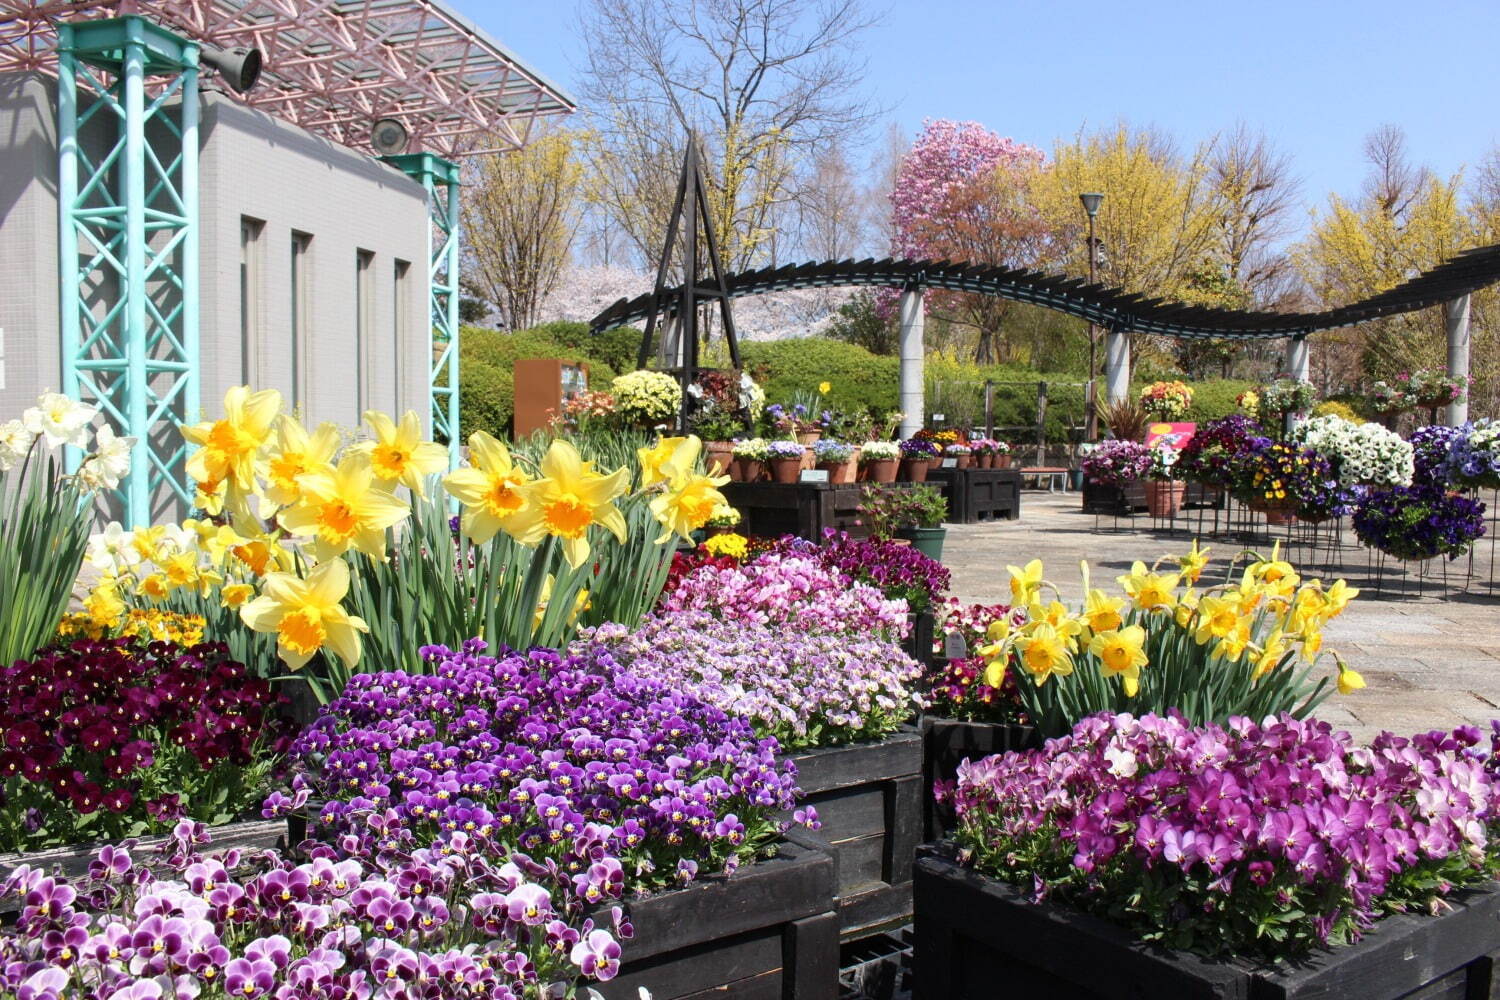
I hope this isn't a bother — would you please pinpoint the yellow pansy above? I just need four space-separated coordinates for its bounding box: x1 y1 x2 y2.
1177 539 1211 584
263 417 341 508
651 467 730 543
357 410 449 497
278 453 410 562
1007 559 1044 606
1118 562 1179 612
1089 625 1148 696
181 385 282 495
1014 623 1074 685
508 440 630 570
241 558 369 671
443 431 532 545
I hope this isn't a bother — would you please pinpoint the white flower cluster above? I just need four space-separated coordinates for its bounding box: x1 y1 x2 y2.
610 370 683 424
859 441 901 462
0 390 134 489
738 372 766 418
1291 414 1413 487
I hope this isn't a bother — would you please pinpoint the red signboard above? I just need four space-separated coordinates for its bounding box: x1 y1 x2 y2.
1146 421 1196 449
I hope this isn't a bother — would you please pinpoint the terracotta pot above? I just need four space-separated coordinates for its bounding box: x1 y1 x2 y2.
733 457 764 483
995 454 1013 469
1144 480 1186 518
864 458 899 484
795 429 823 446
705 525 731 537
1263 507 1298 526
818 461 853 484
769 457 803 484
901 458 930 483
977 453 994 469
927 456 944 471
704 442 734 477
953 454 972 469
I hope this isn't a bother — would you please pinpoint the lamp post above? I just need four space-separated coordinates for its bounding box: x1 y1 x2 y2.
1079 192 1104 441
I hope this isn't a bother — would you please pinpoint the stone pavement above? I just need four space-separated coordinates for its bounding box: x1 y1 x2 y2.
942 491 1500 744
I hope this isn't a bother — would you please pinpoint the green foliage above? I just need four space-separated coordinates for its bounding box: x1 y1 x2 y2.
742 338 902 415
1182 379 1255 423
457 359 514 441
458 324 624 437
825 291 899 355
1 449 91 667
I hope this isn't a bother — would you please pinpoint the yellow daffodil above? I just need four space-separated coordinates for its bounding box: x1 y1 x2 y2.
1174 587 1200 628
194 476 226 516
1089 625 1148 696
1014 623 1074 685
130 524 168 566
1247 543 1299 598
231 536 286 576
818 381 832 394
221 582 256 608
1300 626 1324 658
1213 618 1253 662
1082 589 1125 635
263 417 341 508
1008 559 1044 606
533 574 591 630
136 573 170 601
357 410 448 497
982 652 1009 689
160 551 200 590
443 431 532 544
83 582 124 628
1322 579 1359 616
1118 561 1179 612
1192 595 1242 646
651 466 730 543
508 440 629 569
1251 628 1291 680
1177 539 1211 583
978 618 1014 687
986 618 1013 643
181 385 282 494
278 453 409 562
241 558 369 670
1025 601 1086 650
1335 656 1365 695
638 436 699 487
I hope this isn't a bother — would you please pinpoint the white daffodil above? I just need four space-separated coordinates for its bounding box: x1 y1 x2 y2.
0 419 34 472
87 521 139 573
78 425 135 491
22 390 97 449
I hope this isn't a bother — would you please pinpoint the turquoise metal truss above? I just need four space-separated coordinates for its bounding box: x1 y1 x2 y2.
384 153 461 466
57 15 199 525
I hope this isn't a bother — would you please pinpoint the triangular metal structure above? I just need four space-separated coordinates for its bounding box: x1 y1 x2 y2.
637 135 741 429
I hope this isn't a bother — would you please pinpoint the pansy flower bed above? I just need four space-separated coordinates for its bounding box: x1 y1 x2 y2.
948 712 1500 959
0 637 293 851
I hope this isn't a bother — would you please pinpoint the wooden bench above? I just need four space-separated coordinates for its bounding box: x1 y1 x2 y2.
1019 466 1069 492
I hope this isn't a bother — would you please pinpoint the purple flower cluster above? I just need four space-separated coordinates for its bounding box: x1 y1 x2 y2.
1352 484 1487 561
1174 414 1263 483
580 612 925 750
767 530 950 613
1081 439 1151 487
949 712 1500 958
293 641 800 897
1443 419 1500 489
0 819 628 998
1409 424 1465 487
657 550 910 639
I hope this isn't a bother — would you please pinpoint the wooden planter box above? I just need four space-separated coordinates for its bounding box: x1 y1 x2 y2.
899 611 936 668
919 717 1042 839
720 482 880 541
780 729 923 940
926 468 1022 523
914 849 1500 1000
0 817 288 917
601 841 839 1000
1082 478 1147 515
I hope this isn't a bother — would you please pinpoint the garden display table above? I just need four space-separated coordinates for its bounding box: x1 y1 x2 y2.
720 481 879 540
913 848 1500 1000
780 728 924 940
925 468 1022 523
1082 478 1148 514
603 841 838 1000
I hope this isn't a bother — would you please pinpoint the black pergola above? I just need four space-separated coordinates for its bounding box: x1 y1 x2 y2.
589 243 1500 341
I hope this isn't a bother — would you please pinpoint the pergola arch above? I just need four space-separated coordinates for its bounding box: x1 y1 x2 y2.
590 247 1500 434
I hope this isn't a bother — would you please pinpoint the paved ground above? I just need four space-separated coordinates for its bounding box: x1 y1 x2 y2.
943 491 1500 744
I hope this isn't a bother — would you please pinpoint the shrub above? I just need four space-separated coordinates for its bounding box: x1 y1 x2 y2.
1311 399 1361 422
458 324 624 436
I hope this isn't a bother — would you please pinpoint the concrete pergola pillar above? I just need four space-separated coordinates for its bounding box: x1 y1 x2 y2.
899 286 925 438
1446 295 1471 426
1285 334 1310 383
1104 328 1130 404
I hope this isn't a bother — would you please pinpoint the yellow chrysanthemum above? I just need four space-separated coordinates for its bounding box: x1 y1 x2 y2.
507 440 629 569
443 431 533 545
263 417 341 508
1007 559 1044 606
181 385 282 495
702 532 749 560
1014 623 1074 685
240 558 369 670
357 410 448 497
1089 625 1148 696
278 453 410 562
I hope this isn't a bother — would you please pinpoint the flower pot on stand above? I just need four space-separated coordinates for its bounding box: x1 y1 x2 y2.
1144 480 1186 518
927 456 944 473
995 454 1013 469
768 456 803 484
795 428 822 446
818 461 853 484
977 453 994 469
897 525 947 561
703 442 734 476
867 459 899 484
900 458 929 483
953 454 973 470
734 458 764 483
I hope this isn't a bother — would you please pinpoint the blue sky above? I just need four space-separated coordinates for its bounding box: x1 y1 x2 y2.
461 0 1500 241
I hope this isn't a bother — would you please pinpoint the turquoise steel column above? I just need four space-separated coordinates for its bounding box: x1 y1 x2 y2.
121 17 149 520
382 153 462 465
56 25 79 469
180 49 201 434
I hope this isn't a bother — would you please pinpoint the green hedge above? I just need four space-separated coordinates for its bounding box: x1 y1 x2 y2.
457 324 624 438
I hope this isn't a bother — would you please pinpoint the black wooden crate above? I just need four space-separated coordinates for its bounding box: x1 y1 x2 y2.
926 468 1022 523
899 612 935 669
601 841 839 1000
720 482 876 541
780 729 923 940
919 717 1042 839
913 850 1500 1000
1082 479 1147 515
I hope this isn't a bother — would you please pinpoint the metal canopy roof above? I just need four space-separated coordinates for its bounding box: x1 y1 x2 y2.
589 244 1500 341
0 0 576 156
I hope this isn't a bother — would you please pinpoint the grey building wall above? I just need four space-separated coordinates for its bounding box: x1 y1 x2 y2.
0 71 433 440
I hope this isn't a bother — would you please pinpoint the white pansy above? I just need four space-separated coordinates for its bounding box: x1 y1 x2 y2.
1291 415 1413 487
0 419 34 471
78 424 135 491
22 390 97 449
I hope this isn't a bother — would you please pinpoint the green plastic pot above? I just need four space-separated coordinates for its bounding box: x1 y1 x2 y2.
897 525 947 561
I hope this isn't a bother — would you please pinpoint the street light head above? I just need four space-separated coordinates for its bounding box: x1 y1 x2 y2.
1078 192 1104 218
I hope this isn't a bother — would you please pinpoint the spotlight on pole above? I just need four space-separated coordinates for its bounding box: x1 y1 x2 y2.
201 44 263 93
1078 192 1104 218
